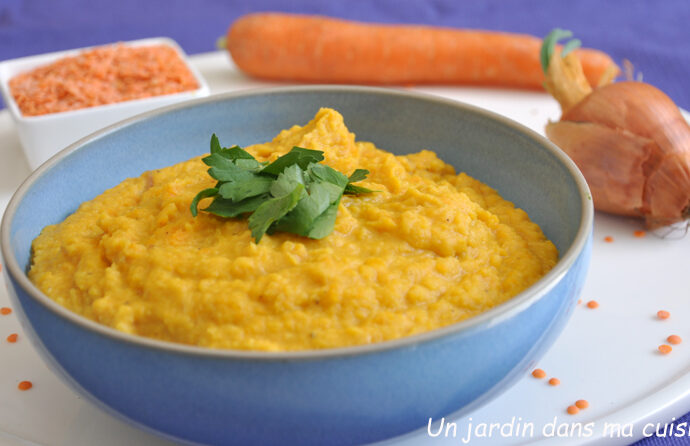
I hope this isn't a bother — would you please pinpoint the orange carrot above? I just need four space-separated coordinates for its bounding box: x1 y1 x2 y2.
226 13 618 89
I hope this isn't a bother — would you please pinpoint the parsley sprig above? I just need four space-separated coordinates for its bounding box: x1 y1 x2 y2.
191 134 374 242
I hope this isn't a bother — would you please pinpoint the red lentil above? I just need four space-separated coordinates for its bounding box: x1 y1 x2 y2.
575 399 589 409
586 300 599 309
532 368 546 379
567 405 580 415
633 230 646 238
548 377 560 386
17 381 32 391
657 310 670 320
658 344 672 355
667 335 682 345
0 307 11 315
604 236 614 243
9 44 199 116
6 333 18 343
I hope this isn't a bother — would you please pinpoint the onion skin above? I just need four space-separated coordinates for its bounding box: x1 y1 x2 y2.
546 81 690 227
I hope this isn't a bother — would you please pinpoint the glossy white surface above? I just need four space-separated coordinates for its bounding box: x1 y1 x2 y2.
0 52 688 446
0 38 210 169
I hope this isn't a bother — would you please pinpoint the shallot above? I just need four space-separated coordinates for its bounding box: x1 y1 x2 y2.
541 29 690 228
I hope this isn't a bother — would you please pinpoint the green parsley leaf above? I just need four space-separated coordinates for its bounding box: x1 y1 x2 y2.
211 133 256 161
210 133 222 154
344 183 376 195
218 175 273 202
307 198 341 239
234 158 262 171
208 166 254 182
315 181 346 203
221 146 256 161
191 135 374 243
261 147 325 176
203 195 267 218
190 187 219 217
273 181 333 236
348 169 370 183
248 184 304 242
270 164 306 198
309 164 349 188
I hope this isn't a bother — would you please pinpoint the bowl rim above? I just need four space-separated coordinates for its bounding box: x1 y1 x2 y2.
0 37 210 122
0 85 593 360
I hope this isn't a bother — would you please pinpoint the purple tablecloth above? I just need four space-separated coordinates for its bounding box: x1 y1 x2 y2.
0 1 688 445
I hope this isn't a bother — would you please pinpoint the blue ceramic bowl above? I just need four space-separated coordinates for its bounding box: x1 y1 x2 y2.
1 86 592 446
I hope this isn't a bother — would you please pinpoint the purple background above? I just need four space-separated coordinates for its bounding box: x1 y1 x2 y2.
0 1 688 445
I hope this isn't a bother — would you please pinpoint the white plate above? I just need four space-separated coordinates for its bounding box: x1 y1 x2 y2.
1 52 689 446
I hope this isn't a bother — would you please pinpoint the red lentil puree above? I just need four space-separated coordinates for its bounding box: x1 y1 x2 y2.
9 44 199 116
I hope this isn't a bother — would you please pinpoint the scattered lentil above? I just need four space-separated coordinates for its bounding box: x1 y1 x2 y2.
548 377 560 386
658 344 672 355
667 335 682 345
586 300 599 309
17 381 32 391
567 405 580 415
575 399 589 409
6 333 18 343
532 368 546 379
633 230 646 238
0 307 11 315
604 236 614 243
657 310 670 320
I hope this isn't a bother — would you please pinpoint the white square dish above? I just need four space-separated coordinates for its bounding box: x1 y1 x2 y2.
0 37 210 169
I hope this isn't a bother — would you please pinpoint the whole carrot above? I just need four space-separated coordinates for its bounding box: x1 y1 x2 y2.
226 13 618 89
